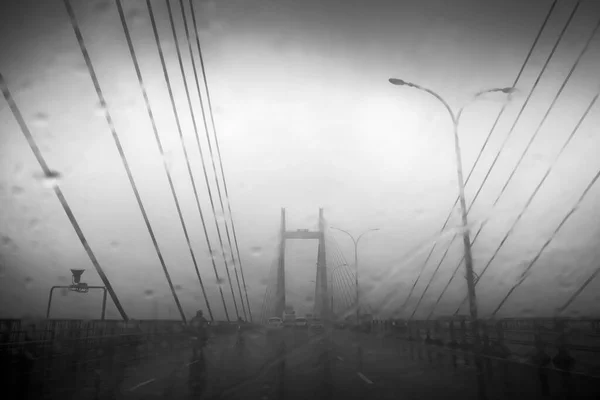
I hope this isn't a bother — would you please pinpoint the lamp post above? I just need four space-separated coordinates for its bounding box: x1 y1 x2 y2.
388 78 514 335
389 79 514 399
46 269 108 320
329 227 379 327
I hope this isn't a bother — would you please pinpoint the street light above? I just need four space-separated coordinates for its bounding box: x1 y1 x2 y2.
388 77 515 344
46 269 108 320
329 227 379 326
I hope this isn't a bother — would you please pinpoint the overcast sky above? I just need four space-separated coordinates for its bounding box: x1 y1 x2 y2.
1 0 600 322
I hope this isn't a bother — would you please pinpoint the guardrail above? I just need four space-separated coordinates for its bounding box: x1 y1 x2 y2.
361 317 600 398
0 318 257 399
367 318 600 375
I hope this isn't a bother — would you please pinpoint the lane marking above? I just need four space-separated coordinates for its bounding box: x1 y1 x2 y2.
129 378 156 391
357 372 373 384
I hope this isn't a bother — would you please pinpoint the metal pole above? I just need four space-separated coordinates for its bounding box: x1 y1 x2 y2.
452 118 480 341
354 241 359 326
101 288 107 320
46 286 57 319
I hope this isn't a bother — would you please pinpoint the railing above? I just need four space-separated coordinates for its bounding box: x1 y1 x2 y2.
363 317 600 398
0 318 256 399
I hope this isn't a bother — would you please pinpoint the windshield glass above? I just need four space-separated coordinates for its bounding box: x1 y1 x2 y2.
3 1 600 399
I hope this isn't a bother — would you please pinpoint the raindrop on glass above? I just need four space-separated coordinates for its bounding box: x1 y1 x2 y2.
31 112 49 128
174 284 183 291
216 210 226 223
163 151 175 170
11 186 24 196
13 163 24 175
128 8 145 25
144 289 154 299
251 246 262 257
58 275 67 282
29 218 40 231
94 101 107 117
207 249 218 260
60 288 68 297
24 276 33 289
109 240 119 250
216 277 226 287
2 236 10 246
35 170 61 189
94 0 110 13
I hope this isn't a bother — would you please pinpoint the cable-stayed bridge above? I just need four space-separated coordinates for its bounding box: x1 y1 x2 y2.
3 0 600 399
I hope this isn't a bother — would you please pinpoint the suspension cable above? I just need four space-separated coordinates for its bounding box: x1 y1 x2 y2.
164 0 240 320
325 241 351 310
1 73 129 321
492 160 600 316
409 238 460 319
177 0 247 321
145 0 228 320
114 0 213 321
462 16 600 317
446 91 599 318
328 235 360 315
329 245 355 308
398 0 560 317
418 0 581 318
64 0 189 322
188 0 252 322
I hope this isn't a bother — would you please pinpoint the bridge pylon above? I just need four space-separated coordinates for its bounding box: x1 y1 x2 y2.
274 208 329 322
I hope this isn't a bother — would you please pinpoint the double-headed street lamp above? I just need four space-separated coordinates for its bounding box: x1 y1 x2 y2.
329 227 379 326
388 78 515 341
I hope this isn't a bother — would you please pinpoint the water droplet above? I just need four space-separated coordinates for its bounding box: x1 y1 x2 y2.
60 288 68 297
58 275 67 282
174 284 183 291
109 240 119 250
94 0 110 12
24 276 33 288
31 112 49 128
207 249 218 260
1 236 13 248
144 289 154 299
128 8 145 25
11 186 24 196
251 246 262 257
216 277 226 287
94 102 107 117
216 210 227 223
35 170 61 189
13 163 24 175
28 218 40 231
163 151 175 170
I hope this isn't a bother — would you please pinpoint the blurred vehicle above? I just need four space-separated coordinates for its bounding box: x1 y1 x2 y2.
334 321 346 329
294 317 308 328
282 307 296 327
267 317 284 330
308 318 324 335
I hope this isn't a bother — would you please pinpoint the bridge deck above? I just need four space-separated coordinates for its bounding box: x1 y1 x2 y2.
3 319 600 399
